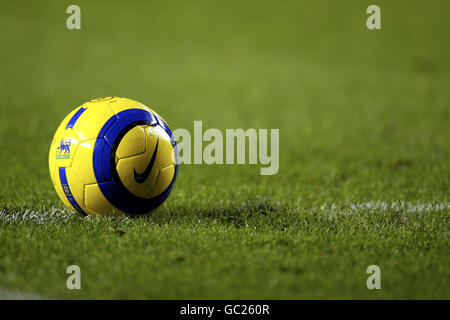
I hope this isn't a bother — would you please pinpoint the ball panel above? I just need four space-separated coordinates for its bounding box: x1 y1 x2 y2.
84 183 118 216
115 125 147 159
73 102 117 141
116 153 159 198
71 139 98 185
148 164 175 198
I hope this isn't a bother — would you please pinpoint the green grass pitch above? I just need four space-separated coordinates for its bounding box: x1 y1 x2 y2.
0 1 448 299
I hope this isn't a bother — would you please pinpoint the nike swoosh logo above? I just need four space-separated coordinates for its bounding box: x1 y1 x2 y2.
134 137 159 184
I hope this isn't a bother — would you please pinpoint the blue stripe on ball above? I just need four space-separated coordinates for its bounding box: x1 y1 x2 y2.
59 167 88 216
65 107 87 130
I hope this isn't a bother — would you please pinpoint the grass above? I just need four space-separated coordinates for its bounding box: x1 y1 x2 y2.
0 0 449 299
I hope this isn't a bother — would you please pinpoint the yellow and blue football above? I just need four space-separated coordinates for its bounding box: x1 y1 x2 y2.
49 97 178 216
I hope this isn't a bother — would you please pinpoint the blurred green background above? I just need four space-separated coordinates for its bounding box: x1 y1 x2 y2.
0 1 448 299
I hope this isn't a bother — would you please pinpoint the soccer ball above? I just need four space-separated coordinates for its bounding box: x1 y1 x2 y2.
49 97 178 216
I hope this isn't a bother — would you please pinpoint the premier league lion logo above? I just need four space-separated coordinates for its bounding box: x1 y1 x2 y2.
56 139 71 158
